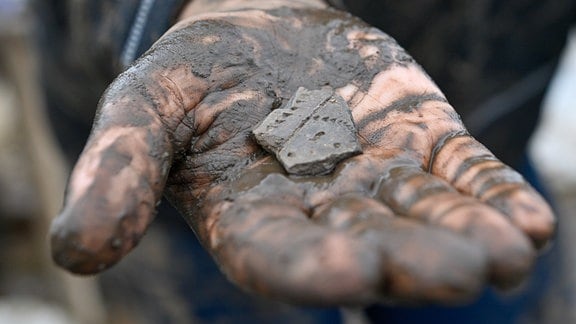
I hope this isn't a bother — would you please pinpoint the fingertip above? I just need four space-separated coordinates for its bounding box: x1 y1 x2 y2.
487 229 535 289
383 228 488 304
50 233 115 276
520 207 556 251
487 188 556 250
434 204 536 289
50 206 134 275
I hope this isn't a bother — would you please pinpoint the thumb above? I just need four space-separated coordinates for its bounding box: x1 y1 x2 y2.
50 58 205 275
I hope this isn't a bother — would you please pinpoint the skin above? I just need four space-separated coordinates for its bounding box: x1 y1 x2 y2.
50 0 555 306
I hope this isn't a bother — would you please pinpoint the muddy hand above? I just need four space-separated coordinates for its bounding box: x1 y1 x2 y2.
50 1 555 306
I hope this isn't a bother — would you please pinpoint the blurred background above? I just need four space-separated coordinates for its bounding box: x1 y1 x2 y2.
0 0 106 323
0 0 575 323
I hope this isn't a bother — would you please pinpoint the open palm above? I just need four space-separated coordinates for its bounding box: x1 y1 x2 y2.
50 3 554 306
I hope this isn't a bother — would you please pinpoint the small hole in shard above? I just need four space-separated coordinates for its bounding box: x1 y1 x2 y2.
312 131 325 140
334 143 341 148
287 152 294 157
272 98 283 109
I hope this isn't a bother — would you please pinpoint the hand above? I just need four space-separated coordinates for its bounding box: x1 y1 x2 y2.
50 1 555 306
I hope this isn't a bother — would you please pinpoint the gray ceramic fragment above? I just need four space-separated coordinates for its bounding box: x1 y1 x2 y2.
252 86 362 176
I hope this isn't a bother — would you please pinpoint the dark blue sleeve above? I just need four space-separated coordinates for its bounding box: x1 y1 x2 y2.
119 0 189 68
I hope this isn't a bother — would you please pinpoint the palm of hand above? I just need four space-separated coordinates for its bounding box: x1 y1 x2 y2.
51 6 554 305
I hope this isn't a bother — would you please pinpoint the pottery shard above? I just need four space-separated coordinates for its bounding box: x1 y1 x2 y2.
253 87 362 176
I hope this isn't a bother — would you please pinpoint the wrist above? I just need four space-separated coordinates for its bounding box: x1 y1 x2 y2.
179 0 328 20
